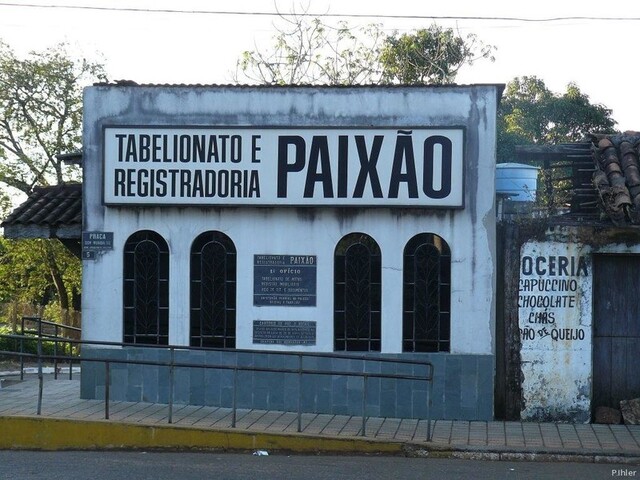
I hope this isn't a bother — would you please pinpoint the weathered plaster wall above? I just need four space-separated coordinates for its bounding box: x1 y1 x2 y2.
518 240 592 422
517 225 640 422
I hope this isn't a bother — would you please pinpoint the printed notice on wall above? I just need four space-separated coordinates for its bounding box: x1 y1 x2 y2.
254 255 317 306
253 320 316 346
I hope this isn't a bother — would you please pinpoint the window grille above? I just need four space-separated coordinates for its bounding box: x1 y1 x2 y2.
403 233 451 352
190 231 236 348
123 230 169 345
334 233 381 351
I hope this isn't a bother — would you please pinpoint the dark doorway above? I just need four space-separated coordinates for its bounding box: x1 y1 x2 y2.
592 254 640 416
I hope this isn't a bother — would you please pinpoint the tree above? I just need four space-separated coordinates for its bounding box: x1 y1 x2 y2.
235 13 385 85
0 238 81 314
235 12 494 86
0 41 106 193
0 41 106 320
497 76 617 162
379 25 494 85
498 76 618 213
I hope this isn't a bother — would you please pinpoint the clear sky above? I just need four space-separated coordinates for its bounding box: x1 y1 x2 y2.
1 0 640 133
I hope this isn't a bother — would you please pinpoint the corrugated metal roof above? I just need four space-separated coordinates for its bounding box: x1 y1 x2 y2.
93 80 506 91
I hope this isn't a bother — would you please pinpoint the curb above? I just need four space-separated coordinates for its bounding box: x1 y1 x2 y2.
0 416 405 454
2 415 640 464
402 443 640 464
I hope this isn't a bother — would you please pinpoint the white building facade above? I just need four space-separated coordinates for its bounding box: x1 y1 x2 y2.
80 85 502 420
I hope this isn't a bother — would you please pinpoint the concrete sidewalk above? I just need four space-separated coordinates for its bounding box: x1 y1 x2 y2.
1 373 639 463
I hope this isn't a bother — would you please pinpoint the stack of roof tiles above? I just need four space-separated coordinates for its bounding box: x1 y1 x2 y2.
591 132 640 225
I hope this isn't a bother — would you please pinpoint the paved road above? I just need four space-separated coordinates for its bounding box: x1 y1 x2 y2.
0 451 637 480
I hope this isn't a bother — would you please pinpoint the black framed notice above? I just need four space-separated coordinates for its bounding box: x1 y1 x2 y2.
253 255 317 306
253 320 317 346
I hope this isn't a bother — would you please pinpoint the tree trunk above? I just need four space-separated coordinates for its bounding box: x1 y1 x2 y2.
41 240 69 311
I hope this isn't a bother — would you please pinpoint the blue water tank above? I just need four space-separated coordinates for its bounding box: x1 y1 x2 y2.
495 163 539 202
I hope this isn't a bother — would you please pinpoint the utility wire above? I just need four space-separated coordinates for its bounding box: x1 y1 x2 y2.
1 2 640 22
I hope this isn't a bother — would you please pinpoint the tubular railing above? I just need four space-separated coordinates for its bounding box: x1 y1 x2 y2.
19 316 81 381
1 330 435 441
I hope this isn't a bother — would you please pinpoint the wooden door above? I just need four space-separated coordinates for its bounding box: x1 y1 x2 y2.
592 255 640 413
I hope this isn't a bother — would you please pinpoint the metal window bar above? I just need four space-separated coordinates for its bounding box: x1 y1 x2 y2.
190 232 237 349
403 235 451 353
123 232 169 346
334 234 382 352
0 334 435 441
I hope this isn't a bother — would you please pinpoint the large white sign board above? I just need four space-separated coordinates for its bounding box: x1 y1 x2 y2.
103 127 465 207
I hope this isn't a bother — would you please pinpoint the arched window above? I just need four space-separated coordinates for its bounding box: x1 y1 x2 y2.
123 230 169 345
334 233 381 351
190 231 236 348
403 233 451 352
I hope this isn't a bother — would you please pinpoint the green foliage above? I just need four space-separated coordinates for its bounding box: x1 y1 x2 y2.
497 76 617 162
0 238 81 312
0 323 18 354
0 40 102 320
0 323 58 357
0 40 106 194
497 76 618 215
235 14 385 85
0 190 11 219
379 25 495 85
234 12 493 86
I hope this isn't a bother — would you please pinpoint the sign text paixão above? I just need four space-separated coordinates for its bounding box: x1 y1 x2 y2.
103 127 465 207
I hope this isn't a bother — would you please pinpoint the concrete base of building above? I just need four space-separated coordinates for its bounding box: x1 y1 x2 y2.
80 347 494 421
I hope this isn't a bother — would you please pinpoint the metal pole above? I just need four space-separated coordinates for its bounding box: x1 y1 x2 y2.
68 337 73 380
297 354 302 433
36 319 43 415
426 366 433 442
168 347 174 424
361 375 368 437
105 361 110 420
70 326 76 380
53 325 58 380
19 317 24 381
232 367 237 428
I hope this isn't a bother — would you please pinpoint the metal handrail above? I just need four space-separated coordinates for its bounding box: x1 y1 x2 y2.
1 333 435 441
19 316 81 381
21 316 81 333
